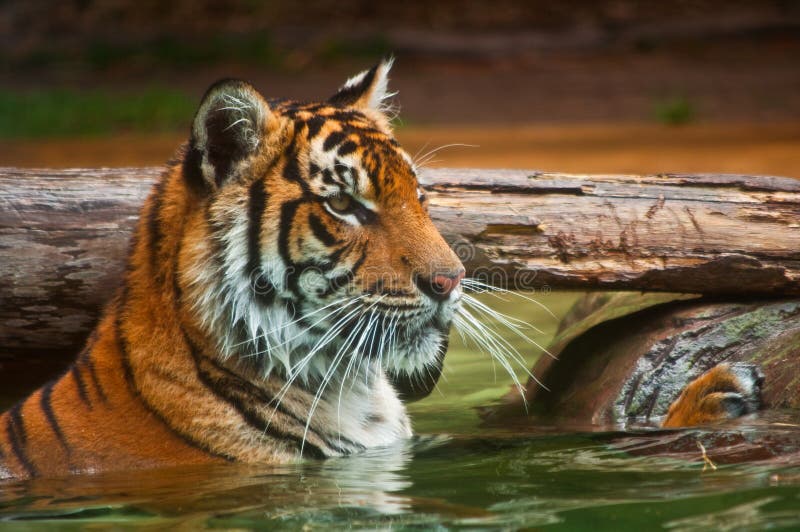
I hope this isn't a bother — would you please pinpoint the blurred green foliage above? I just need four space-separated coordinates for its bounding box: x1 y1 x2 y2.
653 96 695 125
0 88 194 138
3 32 391 73
317 35 393 62
85 34 282 71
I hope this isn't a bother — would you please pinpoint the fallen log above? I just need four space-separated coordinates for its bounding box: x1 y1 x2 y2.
1 167 799 352
481 293 800 467
485 293 800 426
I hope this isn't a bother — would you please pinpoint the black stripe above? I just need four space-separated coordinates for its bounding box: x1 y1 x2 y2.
367 152 382 196
115 314 235 462
284 267 303 298
326 239 355 266
9 404 26 445
6 404 37 477
252 274 277 307
349 244 368 276
182 334 332 458
305 116 326 139
322 168 336 185
40 382 69 451
83 357 108 404
203 370 328 459
309 162 321 179
337 140 358 157
244 159 280 308
147 178 167 280
282 140 311 194
246 178 269 279
319 247 368 297
182 144 208 194
323 131 346 152
172 232 184 304
71 365 92 408
74 334 99 401
333 161 350 183
309 212 340 247
205 353 360 454
328 110 362 123
328 65 378 107
277 199 302 287
278 200 304 297
117 318 138 398
205 204 227 280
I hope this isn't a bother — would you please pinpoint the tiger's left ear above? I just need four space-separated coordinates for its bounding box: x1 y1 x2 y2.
328 57 395 112
185 79 275 192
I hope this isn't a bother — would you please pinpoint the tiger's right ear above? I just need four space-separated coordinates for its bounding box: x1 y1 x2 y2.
184 79 274 192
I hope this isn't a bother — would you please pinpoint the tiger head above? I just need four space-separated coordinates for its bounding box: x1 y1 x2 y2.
179 59 464 392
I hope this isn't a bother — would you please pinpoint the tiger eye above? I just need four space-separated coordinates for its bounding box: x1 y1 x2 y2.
327 193 353 213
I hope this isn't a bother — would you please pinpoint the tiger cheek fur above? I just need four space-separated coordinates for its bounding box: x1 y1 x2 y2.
0 58 464 479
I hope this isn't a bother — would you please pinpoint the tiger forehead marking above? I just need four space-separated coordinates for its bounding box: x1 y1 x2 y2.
283 102 415 205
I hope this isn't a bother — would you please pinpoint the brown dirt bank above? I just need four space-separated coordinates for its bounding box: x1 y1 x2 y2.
2 122 798 177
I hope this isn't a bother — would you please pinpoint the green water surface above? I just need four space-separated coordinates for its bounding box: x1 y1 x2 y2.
1 292 799 530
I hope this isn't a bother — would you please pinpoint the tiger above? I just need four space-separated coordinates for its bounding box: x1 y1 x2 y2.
0 58 466 479
0 61 759 481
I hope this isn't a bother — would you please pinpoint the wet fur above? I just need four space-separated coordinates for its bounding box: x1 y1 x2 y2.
663 363 763 428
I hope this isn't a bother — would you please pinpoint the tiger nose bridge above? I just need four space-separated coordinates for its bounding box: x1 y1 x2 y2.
409 239 465 302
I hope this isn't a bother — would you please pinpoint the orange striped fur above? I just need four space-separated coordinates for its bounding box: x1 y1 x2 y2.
663 363 762 428
0 59 465 479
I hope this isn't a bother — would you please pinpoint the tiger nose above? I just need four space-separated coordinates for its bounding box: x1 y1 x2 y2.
415 269 465 302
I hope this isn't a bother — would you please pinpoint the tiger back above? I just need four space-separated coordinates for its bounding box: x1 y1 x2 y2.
0 59 466 479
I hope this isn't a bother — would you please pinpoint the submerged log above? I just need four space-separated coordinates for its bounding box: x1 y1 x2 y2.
486 293 800 427
481 293 800 466
1 167 799 352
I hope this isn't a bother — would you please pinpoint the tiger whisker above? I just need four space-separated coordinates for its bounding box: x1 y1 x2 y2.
301 312 369 455
264 293 388 442
452 298 553 409
413 143 478 169
461 278 557 319
336 295 388 399
374 308 399 387
452 313 529 408
240 297 362 361
460 292 535 330
461 294 555 359
457 305 540 386
336 307 381 440
410 140 431 166
230 293 361 351
347 313 379 396
336 331 364 438
263 303 367 430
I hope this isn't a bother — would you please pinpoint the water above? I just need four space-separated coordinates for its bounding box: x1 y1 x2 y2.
1 292 799 529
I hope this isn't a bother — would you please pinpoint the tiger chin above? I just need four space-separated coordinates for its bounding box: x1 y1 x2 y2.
0 59 465 479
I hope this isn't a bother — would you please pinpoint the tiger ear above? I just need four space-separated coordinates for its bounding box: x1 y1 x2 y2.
328 57 395 112
185 79 273 191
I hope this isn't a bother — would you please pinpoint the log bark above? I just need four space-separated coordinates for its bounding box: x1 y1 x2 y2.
485 294 800 430
1 167 799 352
